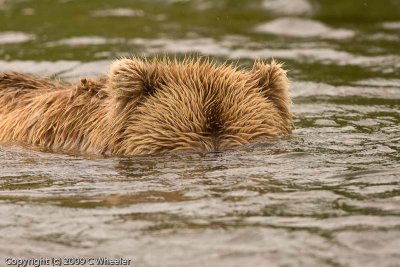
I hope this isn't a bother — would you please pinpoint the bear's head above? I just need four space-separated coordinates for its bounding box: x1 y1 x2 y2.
105 57 292 155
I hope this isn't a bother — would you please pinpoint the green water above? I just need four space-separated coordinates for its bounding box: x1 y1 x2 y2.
0 0 399 266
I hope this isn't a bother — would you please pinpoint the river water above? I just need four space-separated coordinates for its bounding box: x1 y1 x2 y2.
0 0 399 266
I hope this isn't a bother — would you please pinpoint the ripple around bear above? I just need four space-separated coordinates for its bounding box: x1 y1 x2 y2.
0 57 292 156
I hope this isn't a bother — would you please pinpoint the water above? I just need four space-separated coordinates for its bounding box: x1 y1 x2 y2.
0 0 399 266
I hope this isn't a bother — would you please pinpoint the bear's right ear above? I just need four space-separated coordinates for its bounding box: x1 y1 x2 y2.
249 60 292 125
105 58 160 100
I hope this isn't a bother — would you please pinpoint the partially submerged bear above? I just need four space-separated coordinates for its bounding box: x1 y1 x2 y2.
0 57 292 156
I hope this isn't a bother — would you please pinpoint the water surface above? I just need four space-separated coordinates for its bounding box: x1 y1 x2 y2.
0 0 399 266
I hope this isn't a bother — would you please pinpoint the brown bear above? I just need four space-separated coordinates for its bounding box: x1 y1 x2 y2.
0 57 292 156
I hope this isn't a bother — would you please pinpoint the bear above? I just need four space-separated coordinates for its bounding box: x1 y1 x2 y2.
0 57 292 156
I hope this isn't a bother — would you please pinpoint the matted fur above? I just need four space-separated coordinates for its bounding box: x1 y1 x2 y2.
0 57 292 156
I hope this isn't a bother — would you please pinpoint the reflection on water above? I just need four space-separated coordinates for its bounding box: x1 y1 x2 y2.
0 31 34 44
255 18 355 39
262 0 313 16
0 0 399 266
382 21 400 30
91 8 144 18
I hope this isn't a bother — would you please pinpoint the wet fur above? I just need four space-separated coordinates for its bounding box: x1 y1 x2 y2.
0 57 292 156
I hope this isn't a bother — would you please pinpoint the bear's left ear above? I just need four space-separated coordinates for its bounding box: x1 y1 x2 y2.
249 60 292 124
105 58 160 101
